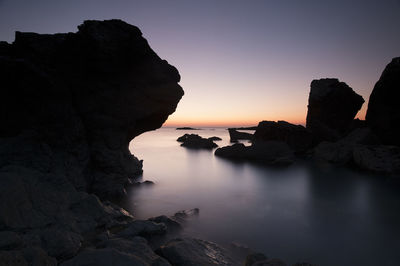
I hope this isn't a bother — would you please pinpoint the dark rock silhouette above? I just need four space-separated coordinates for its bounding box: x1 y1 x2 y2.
215 141 294 166
177 134 218 149
176 127 200 130
208 136 222 141
306 78 364 142
231 126 258 130
0 19 183 198
366 57 400 146
254 120 312 153
228 128 253 142
0 19 183 265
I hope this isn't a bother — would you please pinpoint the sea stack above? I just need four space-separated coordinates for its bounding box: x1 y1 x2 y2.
306 78 364 142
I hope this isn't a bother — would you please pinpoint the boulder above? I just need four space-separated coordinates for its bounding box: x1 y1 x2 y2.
228 129 253 142
254 121 312 153
148 215 183 233
314 128 400 174
366 57 400 146
95 237 171 266
245 253 287 266
306 78 364 142
353 145 400 174
116 220 167 239
156 238 236 266
215 141 294 166
177 134 218 149
60 248 151 266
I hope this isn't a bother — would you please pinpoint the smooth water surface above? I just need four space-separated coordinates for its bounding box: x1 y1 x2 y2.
128 128 400 266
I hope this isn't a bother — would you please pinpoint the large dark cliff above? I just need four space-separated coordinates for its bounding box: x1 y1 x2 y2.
0 20 184 264
0 19 184 198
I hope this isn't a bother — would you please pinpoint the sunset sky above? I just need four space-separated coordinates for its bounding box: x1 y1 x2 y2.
1 0 399 127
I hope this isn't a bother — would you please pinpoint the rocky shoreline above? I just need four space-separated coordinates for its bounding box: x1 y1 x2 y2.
0 19 313 266
1 19 398 265
215 67 400 174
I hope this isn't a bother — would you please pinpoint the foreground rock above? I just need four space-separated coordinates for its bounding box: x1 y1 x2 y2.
254 121 312 153
157 238 236 266
306 78 364 142
228 129 254 142
0 19 183 265
366 57 400 146
215 141 294 166
177 134 218 149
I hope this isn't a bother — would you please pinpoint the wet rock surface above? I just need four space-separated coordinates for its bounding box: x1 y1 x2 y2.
157 238 236 266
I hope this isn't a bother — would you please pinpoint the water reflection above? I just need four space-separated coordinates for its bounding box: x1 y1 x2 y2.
127 128 400 266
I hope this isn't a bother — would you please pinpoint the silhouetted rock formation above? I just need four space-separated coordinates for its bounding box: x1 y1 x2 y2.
215 141 294 166
177 134 218 149
306 78 364 142
231 126 258 130
0 19 183 265
208 136 222 141
228 128 253 142
366 57 400 146
254 121 312 153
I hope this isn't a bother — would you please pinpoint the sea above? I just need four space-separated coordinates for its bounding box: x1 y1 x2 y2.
126 127 400 266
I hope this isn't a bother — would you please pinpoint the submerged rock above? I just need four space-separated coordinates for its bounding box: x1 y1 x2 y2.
254 121 312 153
366 57 400 146
306 78 364 142
228 129 253 142
177 134 218 149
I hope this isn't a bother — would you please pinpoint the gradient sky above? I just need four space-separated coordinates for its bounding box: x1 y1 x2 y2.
1 0 399 126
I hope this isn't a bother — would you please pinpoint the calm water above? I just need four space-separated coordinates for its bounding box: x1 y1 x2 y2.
127 127 400 266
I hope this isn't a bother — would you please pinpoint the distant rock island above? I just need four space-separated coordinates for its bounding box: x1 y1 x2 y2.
176 127 201 130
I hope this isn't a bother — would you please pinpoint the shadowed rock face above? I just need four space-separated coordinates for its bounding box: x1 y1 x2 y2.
306 78 364 142
254 121 312 153
366 57 400 146
0 19 184 198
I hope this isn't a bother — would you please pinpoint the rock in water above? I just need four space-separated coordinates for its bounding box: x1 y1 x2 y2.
254 120 312 153
177 134 218 149
306 78 364 142
228 129 253 142
366 57 400 146
0 19 183 199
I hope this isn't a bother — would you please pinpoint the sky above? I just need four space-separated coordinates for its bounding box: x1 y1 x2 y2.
1 0 399 127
